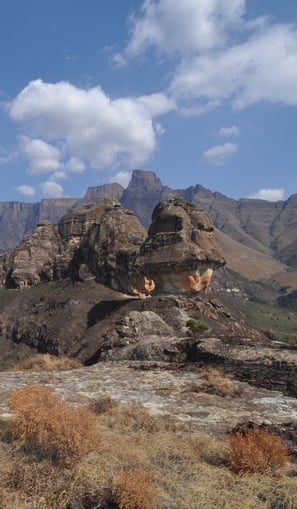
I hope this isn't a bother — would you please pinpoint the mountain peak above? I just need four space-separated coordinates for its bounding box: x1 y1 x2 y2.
127 169 164 193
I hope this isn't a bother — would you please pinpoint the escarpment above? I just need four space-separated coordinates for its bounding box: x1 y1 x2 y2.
0 198 225 295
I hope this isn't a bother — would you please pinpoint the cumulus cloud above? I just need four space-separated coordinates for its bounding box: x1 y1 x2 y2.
218 125 240 137
203 142 238 166
8 79 175 175
108 170 131 188
51 170 67 180
127 0 245 57
170 24 297 109
16 184 36 197
20 136 61 174
126 0 297 111
247 188 285 201
65 157 86 173
41 180 64 198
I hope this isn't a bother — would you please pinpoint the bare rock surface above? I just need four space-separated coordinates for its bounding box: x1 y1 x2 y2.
1 362 297 438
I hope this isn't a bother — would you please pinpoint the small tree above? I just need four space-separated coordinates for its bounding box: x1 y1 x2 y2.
186 319 208 335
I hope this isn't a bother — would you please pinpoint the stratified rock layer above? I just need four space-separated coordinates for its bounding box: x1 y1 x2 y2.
1 221 63 288
0 197 225 294
134 198 225 294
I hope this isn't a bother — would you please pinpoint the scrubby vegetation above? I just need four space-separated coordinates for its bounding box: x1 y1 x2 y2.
227 423 290 475
8 385 98 466
186 318 208 334
200 367 241 397
0 384 296 508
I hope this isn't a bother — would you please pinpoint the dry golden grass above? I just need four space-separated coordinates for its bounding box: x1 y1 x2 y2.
9 385 98 466
227 424 290 475
200 367 241 397
1 395 297 508
10 353 81 371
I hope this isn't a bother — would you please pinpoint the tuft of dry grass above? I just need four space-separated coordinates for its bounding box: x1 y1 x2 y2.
200 367 241 397
112 467 160 509
10 353 81 371
88 396 118 415
9 385 98 466
226 423 290 475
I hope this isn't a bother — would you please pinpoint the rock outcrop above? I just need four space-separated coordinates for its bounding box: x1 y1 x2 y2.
133 198 225 294
0 197 225 295
0 221 63 288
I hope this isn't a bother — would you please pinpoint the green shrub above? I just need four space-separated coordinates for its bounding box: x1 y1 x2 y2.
186 319 208 334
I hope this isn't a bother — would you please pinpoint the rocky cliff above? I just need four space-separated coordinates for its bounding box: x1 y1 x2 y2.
1 170 297 288
0 198 78 253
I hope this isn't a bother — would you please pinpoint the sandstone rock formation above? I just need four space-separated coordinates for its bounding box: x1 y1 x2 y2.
0 197 225 295
0 220 63 288
133 198 225 294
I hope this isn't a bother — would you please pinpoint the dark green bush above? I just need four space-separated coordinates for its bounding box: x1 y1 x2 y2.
186 319 208 334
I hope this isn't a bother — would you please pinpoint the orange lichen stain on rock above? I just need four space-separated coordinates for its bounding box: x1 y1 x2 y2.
187 268 213 292
130 275 156 298
171 268 213 293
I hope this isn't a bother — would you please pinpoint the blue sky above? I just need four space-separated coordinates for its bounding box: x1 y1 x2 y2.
1 0 297 203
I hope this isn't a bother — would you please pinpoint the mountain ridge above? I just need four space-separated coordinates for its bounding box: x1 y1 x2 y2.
1 170 296 283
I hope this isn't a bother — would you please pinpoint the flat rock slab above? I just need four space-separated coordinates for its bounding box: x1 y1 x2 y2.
1 362 297 436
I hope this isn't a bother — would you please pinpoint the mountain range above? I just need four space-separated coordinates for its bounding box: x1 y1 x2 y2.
1 169 296 294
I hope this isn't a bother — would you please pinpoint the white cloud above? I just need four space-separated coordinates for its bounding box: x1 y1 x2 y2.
155 122 165 135
247 188 285 201
170 24 297 109
9 80 174 172
136 92 176 116
127 0 245 57
111 52 127 68
65 157 86 173
20 136 62 174
126 1 297 112
16 184 36 198
41 180 64 198
51 171 67 180
0 147 11 165
108 171 131 188
218 126 240 137
203 142 238 166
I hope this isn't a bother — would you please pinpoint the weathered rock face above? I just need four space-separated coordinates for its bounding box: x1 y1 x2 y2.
0 221 63 288
71 199 147 290
82 183 124 204
134 199 226 294
0 197 224 295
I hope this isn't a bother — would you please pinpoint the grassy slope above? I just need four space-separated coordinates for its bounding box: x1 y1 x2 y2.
219 293 297 343
214 229 288 282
